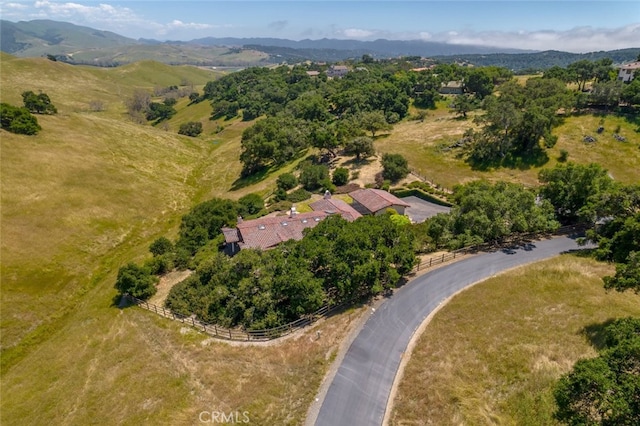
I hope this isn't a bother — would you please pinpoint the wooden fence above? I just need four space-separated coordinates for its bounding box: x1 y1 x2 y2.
413 224 586 272
126 294 343 342
409 170 453 194
128 224 586 341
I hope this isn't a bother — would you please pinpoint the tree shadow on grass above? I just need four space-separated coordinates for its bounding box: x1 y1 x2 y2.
618 108 640 132
230 165 273 191
581 318 618 351
112 293 134 309
342 156 375 168
466 148 550 172
231 150 310 191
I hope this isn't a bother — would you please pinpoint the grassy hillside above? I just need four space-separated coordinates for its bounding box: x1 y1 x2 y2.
378 100 640 189
2 55 638 425
390 255 640 425
1 20 270 66
2 54 347 425
0 56 266 354
1 19 136 55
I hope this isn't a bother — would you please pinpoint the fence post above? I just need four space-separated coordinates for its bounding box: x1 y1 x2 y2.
229 329 232 339
191 317 195 327
430 258 432 267
214 325 217 336
442 253 445 262
453 252 456 259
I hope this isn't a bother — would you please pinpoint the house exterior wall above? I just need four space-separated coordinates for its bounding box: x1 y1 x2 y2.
618 63 640 83
373 205 406 216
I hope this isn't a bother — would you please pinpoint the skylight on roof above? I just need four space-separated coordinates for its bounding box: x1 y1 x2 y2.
258 225 266 230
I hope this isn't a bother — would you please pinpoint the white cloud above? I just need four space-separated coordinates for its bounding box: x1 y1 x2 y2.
431 24 640 53
31 0 138 22
342 28 375 39
0 1 223 39
167 20 214 31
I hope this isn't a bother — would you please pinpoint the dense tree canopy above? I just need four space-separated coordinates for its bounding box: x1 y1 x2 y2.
178 121 202 136
604 251 640 294
146 100 176 123
165 215 416 329
538 162 614 224
465 77 573 165
0 103 41 135
415 180 559 250
21 91 57 115
239 114 311 175
381 153 410 182
344 136 375 161
115 263 158 300
203 62 498 177
554 317 640 425
176 198 239 255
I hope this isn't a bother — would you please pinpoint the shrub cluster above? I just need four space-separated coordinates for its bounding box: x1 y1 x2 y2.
1 103 41 135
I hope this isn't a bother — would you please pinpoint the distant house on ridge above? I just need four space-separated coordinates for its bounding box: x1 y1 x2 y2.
326 65 349 78
438 81 464 95
617 61 640 83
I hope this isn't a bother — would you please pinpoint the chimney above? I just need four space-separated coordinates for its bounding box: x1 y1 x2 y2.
324 190 332 199
289 206 297 218
237 216 243 224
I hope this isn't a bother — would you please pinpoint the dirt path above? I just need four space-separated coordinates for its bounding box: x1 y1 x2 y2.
148 269 192 307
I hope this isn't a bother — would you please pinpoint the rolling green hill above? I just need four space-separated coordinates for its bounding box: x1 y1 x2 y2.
1 19 138 55
0 55 257 355
3 55 326 425
1 19 270 66
1 54 341 426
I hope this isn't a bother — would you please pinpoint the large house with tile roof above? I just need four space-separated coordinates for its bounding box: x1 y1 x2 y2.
309 192 362 222
349 188 410 216
222 210 328 254
222 189 407 253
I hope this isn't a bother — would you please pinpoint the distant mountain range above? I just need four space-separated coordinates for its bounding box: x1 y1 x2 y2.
2 19 639 70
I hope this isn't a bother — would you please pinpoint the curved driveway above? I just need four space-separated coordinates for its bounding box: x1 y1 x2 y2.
314 235 589 426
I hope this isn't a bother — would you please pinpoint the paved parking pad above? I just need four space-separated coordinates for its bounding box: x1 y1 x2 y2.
401 196 451 223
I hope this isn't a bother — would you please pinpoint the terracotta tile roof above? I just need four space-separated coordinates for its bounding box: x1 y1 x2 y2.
221 227 240 243
309 198 362 222
234 211 328 250
619 61 640 70
349 189 410 214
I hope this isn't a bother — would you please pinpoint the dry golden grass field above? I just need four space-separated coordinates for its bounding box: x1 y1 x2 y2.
389 255 640 425
1 55 638 425
378 100 639 189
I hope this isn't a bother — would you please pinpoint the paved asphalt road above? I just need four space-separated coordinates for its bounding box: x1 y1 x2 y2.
314 235 590 426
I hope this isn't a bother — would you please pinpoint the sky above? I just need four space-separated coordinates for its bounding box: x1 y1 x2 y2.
1 1 639 52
